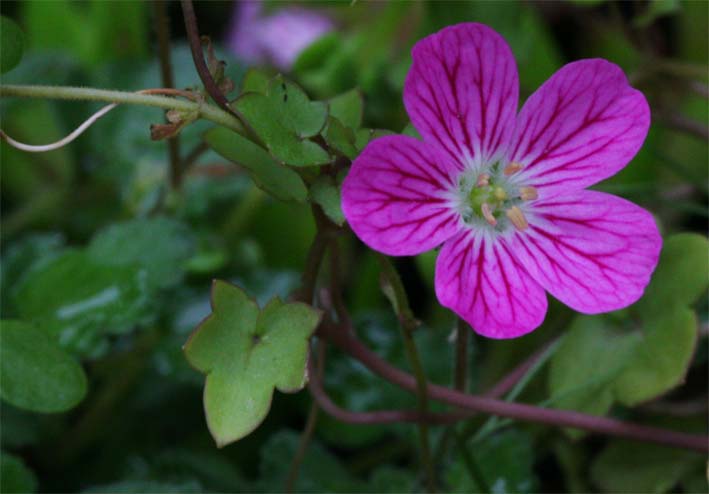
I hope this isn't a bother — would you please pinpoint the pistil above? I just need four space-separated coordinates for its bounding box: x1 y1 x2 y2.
481 203 497 226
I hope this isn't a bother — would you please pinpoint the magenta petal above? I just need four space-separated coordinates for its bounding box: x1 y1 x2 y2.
508 59 650 196
404 23 519 166
341 135 461 256
513 190 662 314
435 231 547 339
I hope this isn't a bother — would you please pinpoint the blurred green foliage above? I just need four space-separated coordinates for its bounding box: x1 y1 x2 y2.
1 1 707 493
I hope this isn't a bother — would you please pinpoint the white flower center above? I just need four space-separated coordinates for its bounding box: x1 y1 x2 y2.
454 161 536 234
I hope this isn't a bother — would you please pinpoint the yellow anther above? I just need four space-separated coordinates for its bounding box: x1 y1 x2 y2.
481 203 497 226
493 187 507 201
506 206 528 231
503 162 524 176
519 186 538 201
476 173 490 187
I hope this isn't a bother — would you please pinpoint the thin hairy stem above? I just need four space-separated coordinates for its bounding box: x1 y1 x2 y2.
0 85 246 135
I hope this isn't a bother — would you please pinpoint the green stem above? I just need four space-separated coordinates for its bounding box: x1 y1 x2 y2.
377 254 436 493
430 318 471 478
0 84 246 135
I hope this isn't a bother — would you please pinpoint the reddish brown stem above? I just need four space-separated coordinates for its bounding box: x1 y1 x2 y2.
317 320 708 453
180 0 233 113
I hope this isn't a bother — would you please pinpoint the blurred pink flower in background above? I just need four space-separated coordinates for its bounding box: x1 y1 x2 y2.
227 0 334 71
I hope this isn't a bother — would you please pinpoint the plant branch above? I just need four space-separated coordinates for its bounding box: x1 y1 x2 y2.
317 320 708 453
0 84 247 135
180 0 233 114
152 0 182 188
377 255 436 492
307 355 469 425
328 238 351 327
295 210 331 305
180 0 265 149
286 343 325 493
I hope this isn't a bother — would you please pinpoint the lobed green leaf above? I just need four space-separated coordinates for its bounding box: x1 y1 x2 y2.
233 76 330 167
183 281 321 446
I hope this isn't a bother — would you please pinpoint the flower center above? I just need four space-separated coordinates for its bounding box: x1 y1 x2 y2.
456 162 536 233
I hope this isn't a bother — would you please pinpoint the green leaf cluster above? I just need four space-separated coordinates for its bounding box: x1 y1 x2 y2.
8 218 196 357
204 71 373 227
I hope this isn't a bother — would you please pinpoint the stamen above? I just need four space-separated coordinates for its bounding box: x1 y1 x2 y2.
493 186 507 201
476 173 490 187
519 186 538 201
503 162 523 176
506 206 528 231
481 203 497 226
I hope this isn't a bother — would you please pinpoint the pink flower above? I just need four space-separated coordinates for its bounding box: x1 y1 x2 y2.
341 23 662 339
227 0 333 71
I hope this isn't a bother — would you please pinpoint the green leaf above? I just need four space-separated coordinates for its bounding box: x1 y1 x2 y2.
614 307 697 406
447 430 538 494
324 117 358 159
328 89 363 130
355 128 396 152
204 127 308 202
183 281 321 446
548 316 638 417
310 175 345 226
590 441 703 493
240 68 272 94
88 217 196 290
234 76 330 167
636 233 709 317
0 16 24 74
13 250 152 357
1 452 37 493
0 320 87 413
549 308 698 420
